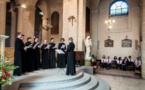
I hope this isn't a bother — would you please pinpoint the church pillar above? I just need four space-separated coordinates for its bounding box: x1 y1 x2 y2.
0 0 9 35
141 0 145 79
17 6 24 33
62 0 86 51
10 10 16 47
90 10 98 56
22 6 35 41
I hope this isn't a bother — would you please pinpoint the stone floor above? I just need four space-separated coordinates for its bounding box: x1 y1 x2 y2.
95 69 145 90
3 68 145 90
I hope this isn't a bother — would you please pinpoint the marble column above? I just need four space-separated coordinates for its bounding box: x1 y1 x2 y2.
0 0 9 35
10 10 16 47
62 0 86 51
141 0 145 79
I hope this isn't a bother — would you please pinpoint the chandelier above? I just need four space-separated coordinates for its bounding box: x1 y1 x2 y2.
105 19 115 29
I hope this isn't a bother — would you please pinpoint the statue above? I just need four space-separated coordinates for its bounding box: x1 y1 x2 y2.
85 36 92 60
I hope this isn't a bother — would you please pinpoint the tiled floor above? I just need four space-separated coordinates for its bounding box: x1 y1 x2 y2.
95 69 145 90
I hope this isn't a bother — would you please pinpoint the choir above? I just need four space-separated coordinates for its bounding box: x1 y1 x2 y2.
13 33 76 76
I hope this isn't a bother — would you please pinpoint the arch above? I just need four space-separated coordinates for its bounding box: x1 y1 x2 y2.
109 0 129 16
51 11 59 34
86 7 91 32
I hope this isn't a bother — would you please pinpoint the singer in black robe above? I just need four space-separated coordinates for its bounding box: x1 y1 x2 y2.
66 37 76 75
49 42 56 68
41 43 49 69
21 35 26 73
33 38 40 70
25 37 34 72
13 33 24 76
57 38 66 68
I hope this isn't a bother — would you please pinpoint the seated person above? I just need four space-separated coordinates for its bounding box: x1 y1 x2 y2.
128 56 134 65
117 57 122 69
90 55 97 68
112 56 118 68
122 56 129 71
106 56 112 70
101 55 107 69
135 57 141 71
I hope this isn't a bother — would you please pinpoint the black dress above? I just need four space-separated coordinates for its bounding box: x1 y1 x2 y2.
49 43 56 68
25 42 34 72
21 40 26 73
33 42 40 70
41 44 49 69
66 42 76 75
13 38 24 75
57 43 66 68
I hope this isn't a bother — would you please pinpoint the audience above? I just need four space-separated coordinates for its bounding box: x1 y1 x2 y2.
122 56 129 71
117 57 122 69
135 57 141 71
101 55 107 69
106 56 112 70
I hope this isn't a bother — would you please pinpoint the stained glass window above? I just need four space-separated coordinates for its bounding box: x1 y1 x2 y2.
110 0 128 16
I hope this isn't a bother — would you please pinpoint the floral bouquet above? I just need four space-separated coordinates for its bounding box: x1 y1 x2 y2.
0 51 18 87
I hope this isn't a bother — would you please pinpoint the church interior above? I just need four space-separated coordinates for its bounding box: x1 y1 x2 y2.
0 0 145 90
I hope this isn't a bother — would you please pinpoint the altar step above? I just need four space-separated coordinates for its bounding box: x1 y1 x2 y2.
18 70 110 90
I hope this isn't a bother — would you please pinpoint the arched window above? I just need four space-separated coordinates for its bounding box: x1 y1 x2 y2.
110 0 128 16
51 12 59 34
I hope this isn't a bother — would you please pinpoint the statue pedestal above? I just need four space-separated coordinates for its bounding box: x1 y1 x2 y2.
0 35 9 57
85 60 91 66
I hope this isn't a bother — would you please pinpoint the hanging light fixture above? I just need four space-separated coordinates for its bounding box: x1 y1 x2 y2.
105 19 115 29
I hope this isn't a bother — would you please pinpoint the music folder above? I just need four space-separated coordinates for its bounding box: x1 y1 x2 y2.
55 49 64 54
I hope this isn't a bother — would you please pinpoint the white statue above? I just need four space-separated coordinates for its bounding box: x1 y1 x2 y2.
85 36 92 60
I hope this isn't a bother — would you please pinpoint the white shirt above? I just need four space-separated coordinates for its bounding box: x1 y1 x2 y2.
128 58 134 63
106 59 112 64
117 60 122 65
101 58 107 63
135 60 141 67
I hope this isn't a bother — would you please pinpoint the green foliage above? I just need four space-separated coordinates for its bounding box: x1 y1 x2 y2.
0 56 18 86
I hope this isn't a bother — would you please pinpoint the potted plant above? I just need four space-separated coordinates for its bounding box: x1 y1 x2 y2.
0 51 18 90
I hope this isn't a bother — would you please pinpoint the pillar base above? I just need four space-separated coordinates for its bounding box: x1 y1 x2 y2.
85 60 91 66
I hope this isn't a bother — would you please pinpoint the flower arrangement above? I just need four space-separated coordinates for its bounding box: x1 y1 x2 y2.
0 50 18 87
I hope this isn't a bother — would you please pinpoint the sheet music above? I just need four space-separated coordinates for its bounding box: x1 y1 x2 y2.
33 42 39 49
45 44 51 49
55 49 65 54
53 44 58 49
27 44 33 48
61 45 66 49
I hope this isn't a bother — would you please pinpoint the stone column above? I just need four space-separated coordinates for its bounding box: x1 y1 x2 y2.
77 0 86 51
0 0 9 35
10 10 16 47
17 6 24 33
62 0 86 51
90 10 98 56
22 6 35 42
141 0 145 79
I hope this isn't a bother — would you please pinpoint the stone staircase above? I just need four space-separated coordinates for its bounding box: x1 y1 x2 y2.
17 69 110 90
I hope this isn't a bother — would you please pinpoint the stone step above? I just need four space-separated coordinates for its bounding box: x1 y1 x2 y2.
95 78 111 90
19 72 91 90
19 71 84 87
75 75 99 90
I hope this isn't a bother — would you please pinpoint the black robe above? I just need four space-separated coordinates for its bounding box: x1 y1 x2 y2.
66 42 76 75
41 44 49 69
25 42 34 72
33 42 40 70
57 43 66 68
49 43 56 68
13 38 24 75
21 40 26 73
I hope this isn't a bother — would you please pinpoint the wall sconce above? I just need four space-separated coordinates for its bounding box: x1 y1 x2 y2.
68 15 76 26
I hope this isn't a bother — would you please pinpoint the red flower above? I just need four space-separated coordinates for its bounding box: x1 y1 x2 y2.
1 76 6 80
2 68 6 73
5 72 10 76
